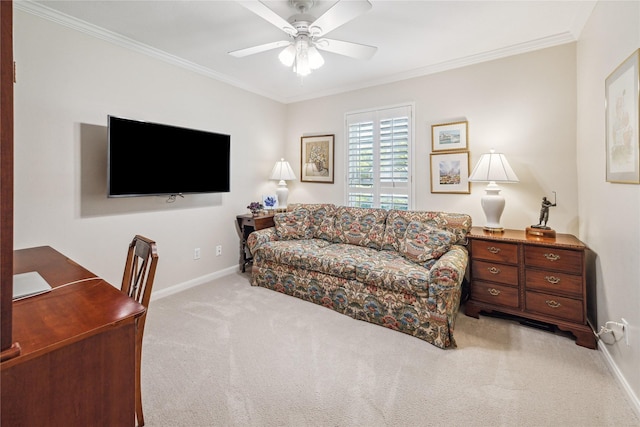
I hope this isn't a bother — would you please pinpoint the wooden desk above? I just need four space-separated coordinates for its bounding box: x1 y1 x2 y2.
1 246 145 426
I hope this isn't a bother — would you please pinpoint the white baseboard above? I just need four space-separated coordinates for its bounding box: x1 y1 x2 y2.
598 340 640 420
151 265 238 301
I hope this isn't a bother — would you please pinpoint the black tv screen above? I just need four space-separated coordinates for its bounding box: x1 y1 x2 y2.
108 116 230 197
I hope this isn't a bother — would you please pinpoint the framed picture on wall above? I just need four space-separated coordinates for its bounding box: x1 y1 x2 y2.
430 151 471 194
605 49 640 184
431 121 468 152
301 134 335 183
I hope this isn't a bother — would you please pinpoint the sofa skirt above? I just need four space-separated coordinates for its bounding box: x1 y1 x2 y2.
251 262 459 349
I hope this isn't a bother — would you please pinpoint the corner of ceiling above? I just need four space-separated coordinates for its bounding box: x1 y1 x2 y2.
568 1 598 40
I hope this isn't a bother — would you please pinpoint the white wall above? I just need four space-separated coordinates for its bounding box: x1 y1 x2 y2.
286 44 579 234
576 0 640 410
13 10 286 290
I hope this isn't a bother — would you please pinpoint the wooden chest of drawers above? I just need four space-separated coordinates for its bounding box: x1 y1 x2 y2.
465 227 596 349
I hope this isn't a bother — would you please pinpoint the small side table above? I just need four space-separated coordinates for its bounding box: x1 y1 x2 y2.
235 213 275 272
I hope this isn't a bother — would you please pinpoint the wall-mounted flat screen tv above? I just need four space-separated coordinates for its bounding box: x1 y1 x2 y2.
108 115 230 197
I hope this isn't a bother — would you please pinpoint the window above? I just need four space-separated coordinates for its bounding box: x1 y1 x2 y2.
346 104 413 210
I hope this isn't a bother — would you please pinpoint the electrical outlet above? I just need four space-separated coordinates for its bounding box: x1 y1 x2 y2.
622 318 630 346
216 245 222 256
194 248 201 260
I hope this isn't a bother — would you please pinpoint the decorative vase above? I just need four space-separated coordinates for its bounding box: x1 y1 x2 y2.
304 162 318 175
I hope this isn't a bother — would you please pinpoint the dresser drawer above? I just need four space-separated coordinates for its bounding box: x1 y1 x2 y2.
525 291 583 323
525 269 582 296
471 260 518 286
524 246 582 274
471 281 519 308
471 240 518 264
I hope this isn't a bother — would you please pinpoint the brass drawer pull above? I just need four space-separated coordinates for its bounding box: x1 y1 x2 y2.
544 253 560 261
545 300 561 308
545 276 561 284
488 267 501 274
487 246 501 254
488 288 501 296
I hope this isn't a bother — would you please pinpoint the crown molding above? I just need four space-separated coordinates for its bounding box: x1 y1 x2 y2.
282 32 578 104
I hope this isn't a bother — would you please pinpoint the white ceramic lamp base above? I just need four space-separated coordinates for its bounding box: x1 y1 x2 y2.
275 180 289 210
480 182 506 232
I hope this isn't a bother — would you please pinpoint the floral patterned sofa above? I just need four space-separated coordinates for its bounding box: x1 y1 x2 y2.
246 204 472 349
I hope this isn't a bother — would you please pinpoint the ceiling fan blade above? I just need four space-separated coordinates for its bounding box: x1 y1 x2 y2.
229 40 291 58
316 38 377 60
238 1 298 36
309 0 372 37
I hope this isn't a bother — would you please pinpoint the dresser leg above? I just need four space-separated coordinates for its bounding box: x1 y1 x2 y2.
464 302 481 319
557 324 597 349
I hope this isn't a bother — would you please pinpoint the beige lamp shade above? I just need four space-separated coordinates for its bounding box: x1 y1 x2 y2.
468 150 519 232
468 150 519 183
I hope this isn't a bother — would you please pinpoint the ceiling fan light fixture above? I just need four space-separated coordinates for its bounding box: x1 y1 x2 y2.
278 44 296 67
307 46 324 69
234 0 375 78
294 49 311 76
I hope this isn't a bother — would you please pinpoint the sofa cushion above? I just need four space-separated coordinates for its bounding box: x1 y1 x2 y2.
333 206 388 250
381 210 472 250
258 240 432 296
354 250 432 295
399 221 455 264
381 210 444 251
254 239 333 267
287 203 336 241
274 211 313 240
312 244 380 280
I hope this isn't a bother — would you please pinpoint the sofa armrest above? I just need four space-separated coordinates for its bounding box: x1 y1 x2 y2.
246 227 279 255
428 245 469 296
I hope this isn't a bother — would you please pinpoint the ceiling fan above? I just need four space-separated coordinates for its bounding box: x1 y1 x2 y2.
229 0 377 77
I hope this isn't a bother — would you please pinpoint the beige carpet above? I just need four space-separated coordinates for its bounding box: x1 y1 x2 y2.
141 272 639 427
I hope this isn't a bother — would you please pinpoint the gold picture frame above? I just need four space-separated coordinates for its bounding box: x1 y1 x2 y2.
430 151 471 194
301 134 335 183
431 121 468 152
605 49 640 184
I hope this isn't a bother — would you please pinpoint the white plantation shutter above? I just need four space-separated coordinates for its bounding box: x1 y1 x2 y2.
346 105 413 210
347 119 375 207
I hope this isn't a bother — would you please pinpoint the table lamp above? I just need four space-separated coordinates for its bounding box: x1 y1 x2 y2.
270 158 296 209
468 149 519 232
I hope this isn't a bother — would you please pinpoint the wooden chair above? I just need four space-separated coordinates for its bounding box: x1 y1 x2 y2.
121 235 159 427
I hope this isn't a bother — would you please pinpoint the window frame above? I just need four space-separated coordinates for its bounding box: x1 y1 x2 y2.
344 103 415 210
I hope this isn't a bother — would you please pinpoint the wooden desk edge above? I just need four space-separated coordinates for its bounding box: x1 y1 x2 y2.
0 342 21 363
